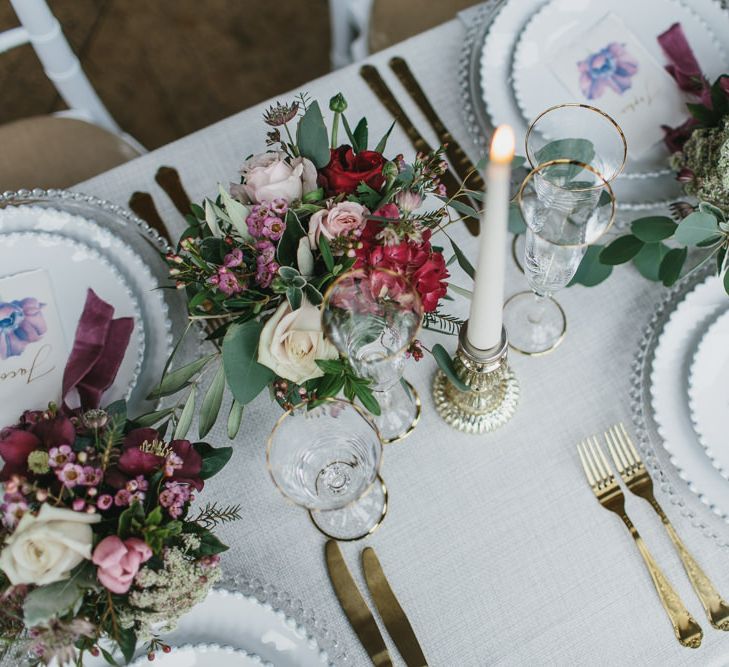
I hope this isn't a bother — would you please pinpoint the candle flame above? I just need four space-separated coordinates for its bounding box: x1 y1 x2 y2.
490 125 515 164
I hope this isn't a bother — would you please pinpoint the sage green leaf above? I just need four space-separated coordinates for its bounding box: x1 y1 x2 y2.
204 199 222 238
534 138 595 180
569 245 613 286
218 184 252 241
147 353 216 399
599 235 644 265
278 265 300 281
353 383 381 416
193 442 234 479
631 216 677 243
450 239 475 280
659 247 688 286
699 201 726 221
199 363 225 438
718 246 727 274
432 343 469 392
374 120 396 153
174 386 197 439
319 235 335 271
438 196 479 219
696 235 723 248
24 565 95 626
117 626 137 665
353 117 368 151
297 237 315 277
287 286 303 310
674 211 720 245
508 202 527 234
447 282 473 299
222 320 274 405
227 399 244 439
296 101 330 168
133 407 176 428
632 242 669 281
724 266 729 296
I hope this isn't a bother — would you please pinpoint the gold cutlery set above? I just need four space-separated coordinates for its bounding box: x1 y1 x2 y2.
360 57 482 236
326 540 428 667
578 423 729 648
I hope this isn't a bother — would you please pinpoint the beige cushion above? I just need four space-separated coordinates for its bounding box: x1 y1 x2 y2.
368 0 480 53
0 116 139 191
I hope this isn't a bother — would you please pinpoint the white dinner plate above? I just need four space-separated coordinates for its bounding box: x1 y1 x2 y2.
651 273 729 521
130 644 269 666
87 588 333 667
478 0 729 209
0 231 144 406
512 0 728 175
688 306 729 481
0 200 175 414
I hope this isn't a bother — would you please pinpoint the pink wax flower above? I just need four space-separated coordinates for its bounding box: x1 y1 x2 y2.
92 536 152 594
48 444 75 468
57 463 85 488
261 215 285 241
0 297 47 360
223 248 244 268
217 270 243 296
97 494 113 511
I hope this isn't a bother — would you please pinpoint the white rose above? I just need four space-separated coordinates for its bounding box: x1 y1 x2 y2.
0 505 100 586
238 151 318 204
258 298 338 384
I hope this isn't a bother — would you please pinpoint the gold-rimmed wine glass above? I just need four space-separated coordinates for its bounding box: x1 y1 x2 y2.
503 159 616 355
266 398 387 541
321 267 423 444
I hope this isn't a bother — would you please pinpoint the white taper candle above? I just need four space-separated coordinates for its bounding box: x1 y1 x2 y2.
467 125 515 350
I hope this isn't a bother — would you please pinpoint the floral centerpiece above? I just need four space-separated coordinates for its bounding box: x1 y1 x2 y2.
572 25 729 296
0 292 235 665
163 93 476 433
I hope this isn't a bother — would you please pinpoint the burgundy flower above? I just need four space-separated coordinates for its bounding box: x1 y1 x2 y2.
110 428 204 491
0 298 47 360
0 429 40 481
318 146 386 195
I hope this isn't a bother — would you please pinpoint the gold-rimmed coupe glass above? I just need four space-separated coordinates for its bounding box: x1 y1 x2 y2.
321 267 423 444
525 103 627 182
267 399 386 541
503 159 616 355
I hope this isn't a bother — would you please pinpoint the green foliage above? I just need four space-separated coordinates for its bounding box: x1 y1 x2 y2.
277 209 307 266
311 358 380 415
569 245 613 287
633 242 670 281
198 363 226 438
173 386 197 439
375 121 396 153
674 211 720 245
227 399 244 439
147 354 217 400
449 238 475 279
23 563 96 626
599 235 644 265
432 343 469 392
659 247 688 286
296 100 330 167
508 202 527 234
222 320 275 405
353 117 368 151
631 216 677 242
193 442 234 479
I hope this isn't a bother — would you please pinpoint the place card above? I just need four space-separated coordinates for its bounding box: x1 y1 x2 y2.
0 269 68 428
547 13 688 158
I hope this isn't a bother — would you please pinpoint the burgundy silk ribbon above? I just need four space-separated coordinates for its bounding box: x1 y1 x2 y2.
657 22 709 102
62 289 133 409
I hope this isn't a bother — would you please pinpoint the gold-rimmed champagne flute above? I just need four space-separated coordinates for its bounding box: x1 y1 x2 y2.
321 267 423 444
267 399 387 541
503 159 616 355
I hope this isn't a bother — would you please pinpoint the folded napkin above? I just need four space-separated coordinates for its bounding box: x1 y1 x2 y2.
62 289 133 410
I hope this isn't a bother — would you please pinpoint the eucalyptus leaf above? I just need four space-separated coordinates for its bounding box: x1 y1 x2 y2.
296 101 330 168
173 387 197 439
23 567 93 626
508 202 527 234
632 242 669 282
630 216 677 243
674 211 720 245
447 283 473 299
659 247 688 286
568 245 613 287
222 320 274 405
133 407 176 428
439 196 480 219
450 239 475 280
199 364 225 438
724 266 729 296
534 139 595 180
699 201 726 221
147 354 216 399
432 343 469 392
227 399 244 439
599 235 644 265
204 199 223 238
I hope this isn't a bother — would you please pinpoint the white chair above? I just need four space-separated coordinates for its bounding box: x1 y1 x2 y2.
328 0 373 68
2 0 144 152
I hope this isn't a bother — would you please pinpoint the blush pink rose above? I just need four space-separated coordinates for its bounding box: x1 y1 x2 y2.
92 535 152 594
307 201 369 251
238 152 317 204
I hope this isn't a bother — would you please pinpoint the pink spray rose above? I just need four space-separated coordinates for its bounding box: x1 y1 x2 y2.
237 152 317 204
92 536 152 594
307 201 369 251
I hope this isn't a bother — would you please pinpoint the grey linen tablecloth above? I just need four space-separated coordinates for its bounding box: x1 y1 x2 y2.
75 17 729 667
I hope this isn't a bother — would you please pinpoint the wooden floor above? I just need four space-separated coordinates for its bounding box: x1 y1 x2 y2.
0 1 331 149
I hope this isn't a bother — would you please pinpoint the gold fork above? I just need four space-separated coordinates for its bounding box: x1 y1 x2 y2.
577 437 703 648
606 423 729 630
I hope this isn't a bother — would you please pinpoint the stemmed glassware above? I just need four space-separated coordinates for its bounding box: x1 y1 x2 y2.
267 399 386 541
503 159 616 355
321 267 423 444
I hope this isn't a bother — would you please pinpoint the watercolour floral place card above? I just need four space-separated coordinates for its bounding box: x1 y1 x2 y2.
548 13 687 157
0 269 68 428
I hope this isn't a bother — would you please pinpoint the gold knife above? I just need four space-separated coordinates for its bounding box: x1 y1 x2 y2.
128 191 172 244
359 64 479 236
362 547 428 667
325 541 393 667
155 166 193 217
389 56 485 194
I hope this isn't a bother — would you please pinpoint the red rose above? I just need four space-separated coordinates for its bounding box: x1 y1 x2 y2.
318 146 386 195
